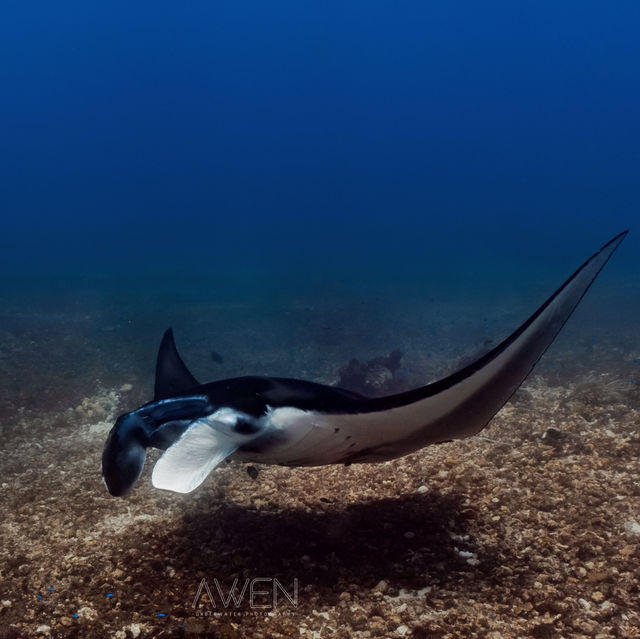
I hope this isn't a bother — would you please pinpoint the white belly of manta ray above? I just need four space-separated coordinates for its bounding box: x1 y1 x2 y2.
102 232 628 496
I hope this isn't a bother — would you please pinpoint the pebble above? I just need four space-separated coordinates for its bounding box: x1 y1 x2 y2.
403 531 415 539
127 624 142 638
77 606 98 621
369 619 387 634
417 485 428 494
626 520 640 534
35 625 51 634
119 383 133 392
374 580 388 593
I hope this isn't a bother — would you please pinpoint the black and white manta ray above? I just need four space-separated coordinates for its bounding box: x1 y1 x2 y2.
102 232 627 497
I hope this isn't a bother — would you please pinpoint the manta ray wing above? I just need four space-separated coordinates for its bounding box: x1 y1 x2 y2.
239 231 627 467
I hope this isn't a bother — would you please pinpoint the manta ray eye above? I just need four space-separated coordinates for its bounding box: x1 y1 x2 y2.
234 416 260 435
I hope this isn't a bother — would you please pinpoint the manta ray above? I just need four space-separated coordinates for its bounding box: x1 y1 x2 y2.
102 232 627 496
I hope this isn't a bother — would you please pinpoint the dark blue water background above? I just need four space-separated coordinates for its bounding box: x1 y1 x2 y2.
0 1 638 417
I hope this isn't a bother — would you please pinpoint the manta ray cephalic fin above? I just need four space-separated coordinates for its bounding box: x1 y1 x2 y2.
151 417 241 493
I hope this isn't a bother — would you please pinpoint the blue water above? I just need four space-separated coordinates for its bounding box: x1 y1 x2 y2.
0 1 638 418
1 8 640 636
